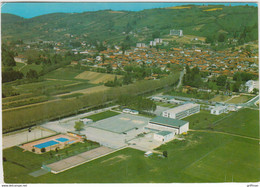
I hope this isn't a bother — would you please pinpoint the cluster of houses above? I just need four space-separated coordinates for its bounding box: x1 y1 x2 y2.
12 34 258 79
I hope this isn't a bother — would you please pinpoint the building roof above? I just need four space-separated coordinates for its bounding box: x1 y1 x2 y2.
163 103 200 114
150 116 188 128
211 105 227 111
156 131 173 136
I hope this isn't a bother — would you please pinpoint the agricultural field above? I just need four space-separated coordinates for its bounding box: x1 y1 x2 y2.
75 71 122 84
83 111 120 122
3 131 259 183
13 63 43 74
163 35 206 43
226 95 255 104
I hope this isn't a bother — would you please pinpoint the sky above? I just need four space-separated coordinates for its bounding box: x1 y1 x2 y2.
1 2 258 18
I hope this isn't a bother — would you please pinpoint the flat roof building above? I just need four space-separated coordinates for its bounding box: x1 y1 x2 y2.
154 131 174 142
148 116 189 134
162 103 200 120
210 105 228 115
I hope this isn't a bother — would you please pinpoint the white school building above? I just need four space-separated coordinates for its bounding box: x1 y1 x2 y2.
162 103 200 120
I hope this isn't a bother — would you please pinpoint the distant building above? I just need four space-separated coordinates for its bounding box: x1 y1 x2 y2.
14 55 27 63
210 106 228 115
245 80 255 93
136 43 146 48
80 118 93 125
150 41 156 46
147 116 189 134
162 103 200 119
151 95 184 105
170 29 183 36
154 38 163 44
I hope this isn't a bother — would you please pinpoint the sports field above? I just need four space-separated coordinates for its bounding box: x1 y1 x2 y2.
226 95 255 104
184 108 259 139
209 95 232 102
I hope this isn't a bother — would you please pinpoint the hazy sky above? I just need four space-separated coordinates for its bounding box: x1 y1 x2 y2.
1 2 257 18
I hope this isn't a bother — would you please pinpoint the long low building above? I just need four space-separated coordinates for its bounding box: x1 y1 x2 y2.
147 116 189 135
162 103 200 119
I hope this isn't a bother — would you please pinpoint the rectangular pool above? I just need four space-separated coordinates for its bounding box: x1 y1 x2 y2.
34 140 59 149
56 137 69 142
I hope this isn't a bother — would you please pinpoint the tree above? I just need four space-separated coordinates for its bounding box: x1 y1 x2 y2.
74 121 84 132
106 64 112 74
26 69 38 80
41 148 46 153
218 33 226 42
253 88 259 94
216 75 227 87
163 151 168 158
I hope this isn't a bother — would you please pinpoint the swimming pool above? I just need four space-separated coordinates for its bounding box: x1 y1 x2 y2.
34 140 59 149
56 137 69 142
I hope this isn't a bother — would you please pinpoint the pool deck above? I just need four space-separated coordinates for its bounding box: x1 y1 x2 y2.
20 134 81 154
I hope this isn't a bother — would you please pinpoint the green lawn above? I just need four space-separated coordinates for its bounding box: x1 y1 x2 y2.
210 95 232 102
155 102 177 108
184 108 259 139
183 110 229 130
213 108 259 138
3 131 259 183
84 111 120 122
226 95 255 104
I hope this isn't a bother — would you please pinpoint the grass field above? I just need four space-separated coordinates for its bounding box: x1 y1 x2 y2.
210 95 232 102
184 108 259 139
155 102 177 108
75 71 122 84
183 110 229 130
213 108 259 139
83 111 120 122
226 95 255 104
3 131 259 183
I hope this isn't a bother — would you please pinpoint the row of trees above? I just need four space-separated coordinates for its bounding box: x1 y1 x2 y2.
3 73 180 132
183 65 203 88
117 95 157 112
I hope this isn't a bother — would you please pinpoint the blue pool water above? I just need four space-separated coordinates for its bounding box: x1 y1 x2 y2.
34 140 59 149
56 137 69 142
67 140 75 144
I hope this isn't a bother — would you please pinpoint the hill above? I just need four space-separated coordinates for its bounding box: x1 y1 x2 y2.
1 5 258 44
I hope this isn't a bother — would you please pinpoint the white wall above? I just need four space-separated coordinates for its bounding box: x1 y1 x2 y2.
179 122 189 134
147 123 178 133
154 132 175 142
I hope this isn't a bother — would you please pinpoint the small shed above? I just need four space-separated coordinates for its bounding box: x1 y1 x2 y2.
144 151 153 157
80 118 93 125
210 106 228 115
